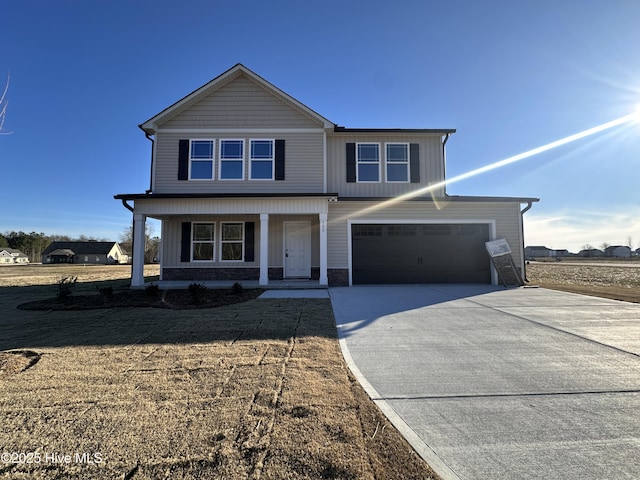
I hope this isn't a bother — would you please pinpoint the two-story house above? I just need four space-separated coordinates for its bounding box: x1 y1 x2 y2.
116 64 538 287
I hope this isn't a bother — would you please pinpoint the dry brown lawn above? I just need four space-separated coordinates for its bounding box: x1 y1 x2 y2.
526 260 640 303
0 265 438 479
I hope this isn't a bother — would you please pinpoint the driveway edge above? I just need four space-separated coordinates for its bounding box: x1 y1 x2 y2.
335 327 461 480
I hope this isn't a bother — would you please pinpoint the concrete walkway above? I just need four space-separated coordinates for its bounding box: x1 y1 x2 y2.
330 285 640 480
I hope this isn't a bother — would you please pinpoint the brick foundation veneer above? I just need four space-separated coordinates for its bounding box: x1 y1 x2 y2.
328 268 349 286
163 268 260 281
163 267 330 283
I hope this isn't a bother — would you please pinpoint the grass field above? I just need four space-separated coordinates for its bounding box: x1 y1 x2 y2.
0 265 437 479
526 260 640 303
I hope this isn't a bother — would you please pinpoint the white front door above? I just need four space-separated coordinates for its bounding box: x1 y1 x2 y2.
284 221 311 278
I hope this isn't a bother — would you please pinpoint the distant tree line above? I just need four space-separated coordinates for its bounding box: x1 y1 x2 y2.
0 231 110 263
1 227 160 264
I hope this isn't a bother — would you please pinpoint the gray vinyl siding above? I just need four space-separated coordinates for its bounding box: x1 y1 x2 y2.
153 131 325 194
327 200 523 268
326 133 446 197
161 214 319 268
158 75 323 129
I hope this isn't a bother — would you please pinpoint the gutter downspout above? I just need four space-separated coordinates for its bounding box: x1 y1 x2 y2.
442 133 451 196
121 198 135 285
520 201 534 282
144 131 155 194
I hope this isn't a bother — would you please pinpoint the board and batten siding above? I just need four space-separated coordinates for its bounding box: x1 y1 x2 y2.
326 133 446 197
158 74 323 130
161 214 320 268
326 200 524 269
153 131 325 194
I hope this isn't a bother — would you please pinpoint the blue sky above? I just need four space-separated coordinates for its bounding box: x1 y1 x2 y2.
1 0 639 252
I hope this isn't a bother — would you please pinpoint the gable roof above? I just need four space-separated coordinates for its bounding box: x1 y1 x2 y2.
42 241 119 256
139 64 335 134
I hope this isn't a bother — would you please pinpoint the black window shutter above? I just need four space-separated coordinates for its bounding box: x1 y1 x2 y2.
275 139 285 180
180 222 191 262
244 222 255 262
178 140 189 180
410 143 420 183
346 143 356 183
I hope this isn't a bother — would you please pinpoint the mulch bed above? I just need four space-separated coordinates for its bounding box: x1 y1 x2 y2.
17 287 264 311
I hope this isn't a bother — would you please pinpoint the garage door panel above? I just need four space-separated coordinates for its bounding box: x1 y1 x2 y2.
352 223 491 284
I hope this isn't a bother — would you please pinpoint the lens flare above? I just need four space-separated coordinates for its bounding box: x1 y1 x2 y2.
337 112 638 220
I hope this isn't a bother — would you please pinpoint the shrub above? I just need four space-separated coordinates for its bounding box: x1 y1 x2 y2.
57 276 77 300
188 283 207 304
97 286 114 300
145 283 160 297
231 282 244 295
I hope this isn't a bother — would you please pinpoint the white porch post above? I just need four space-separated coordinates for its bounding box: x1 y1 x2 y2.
319 213 328 286
259 213 269 286
131 213 146 287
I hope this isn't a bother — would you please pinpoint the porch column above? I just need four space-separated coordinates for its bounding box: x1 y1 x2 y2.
259 213 269 286
131 213 146 287
319 213 328 286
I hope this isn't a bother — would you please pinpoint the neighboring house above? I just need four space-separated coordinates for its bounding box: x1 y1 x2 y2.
0 248 30 264
524 246 551 258
115 64 539 287
604 245 631 258
578 248 605 258
42 241 128 264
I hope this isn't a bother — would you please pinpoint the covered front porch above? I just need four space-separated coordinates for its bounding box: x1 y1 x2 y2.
118 194 335 288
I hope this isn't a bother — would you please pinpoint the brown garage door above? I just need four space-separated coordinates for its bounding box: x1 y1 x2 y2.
351 223 491 284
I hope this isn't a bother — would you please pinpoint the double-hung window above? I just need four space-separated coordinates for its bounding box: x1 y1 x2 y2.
386 143 409 182
221 222 244 261
190 140 214 180
356 143 380 182
192 222 215 261
250 139 274 180
219 139 244 180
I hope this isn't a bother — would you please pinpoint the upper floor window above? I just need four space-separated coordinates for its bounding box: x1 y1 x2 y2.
219 139 244 180
386 143 409 182
190 140 214 180
250 139 274 180
357 143 380 182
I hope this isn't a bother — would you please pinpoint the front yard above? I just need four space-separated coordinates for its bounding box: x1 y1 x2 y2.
0 266 437 479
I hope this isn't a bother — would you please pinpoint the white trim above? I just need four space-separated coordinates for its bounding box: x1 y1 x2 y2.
218 138 245 181
346 219 498 286
356 142 381 183
132 214 146 287
249 138 275 181
384 142 410 184
283 220 311 278
319 213 328 285
259 214 269 285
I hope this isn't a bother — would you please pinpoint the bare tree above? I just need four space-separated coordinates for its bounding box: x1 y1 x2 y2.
0 73 10 135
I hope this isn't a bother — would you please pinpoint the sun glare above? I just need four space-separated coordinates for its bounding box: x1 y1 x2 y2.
334 111 639 221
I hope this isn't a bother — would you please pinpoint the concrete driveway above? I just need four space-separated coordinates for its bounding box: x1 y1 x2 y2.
330 285 640 480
